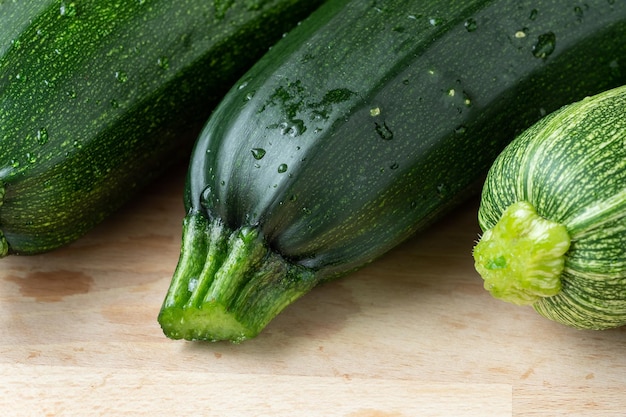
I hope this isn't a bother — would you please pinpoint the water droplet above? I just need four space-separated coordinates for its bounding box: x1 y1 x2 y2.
251 148 266 160
110 99 119 108
574 6 584 22
279 120 306 137
37 128 49 145
201 186 212 204
66 90 76 99
375 121 394 140
529 9 538 20
277 163 288 173
370 107 381 117
157 56 169 70
429 17 444 26
515 29 527 39
10 159 20 168
187 278 198 293
464 18 477 32
390 162 399 170
455 125 467 134
532 32 556 59
59 2 77 17
243 91 255 102
238 81 249 90
463 91 472 107
115 71 128 83
437 183 448 197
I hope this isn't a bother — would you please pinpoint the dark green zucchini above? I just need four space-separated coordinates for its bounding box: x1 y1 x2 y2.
0 0 324 256
473 85 626 330
158 0 626 342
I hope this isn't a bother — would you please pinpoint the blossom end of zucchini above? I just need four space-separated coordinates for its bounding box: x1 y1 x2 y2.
473 201 571 306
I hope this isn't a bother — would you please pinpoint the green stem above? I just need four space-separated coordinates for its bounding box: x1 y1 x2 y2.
158 212 318 343
473 201 571 306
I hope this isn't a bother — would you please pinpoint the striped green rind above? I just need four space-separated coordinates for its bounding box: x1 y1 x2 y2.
161 0 626 341
0 0 324 256
476 85 626 329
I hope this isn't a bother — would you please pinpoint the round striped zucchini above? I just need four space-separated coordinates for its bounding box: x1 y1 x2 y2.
473 85 626 329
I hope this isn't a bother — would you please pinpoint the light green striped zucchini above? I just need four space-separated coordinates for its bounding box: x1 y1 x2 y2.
473 85 626 329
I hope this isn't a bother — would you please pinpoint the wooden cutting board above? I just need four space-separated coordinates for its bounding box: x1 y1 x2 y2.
1 163 625 416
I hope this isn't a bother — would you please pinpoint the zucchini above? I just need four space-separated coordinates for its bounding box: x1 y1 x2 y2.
158 0 626 342
0 0 325 256
473 85 626 330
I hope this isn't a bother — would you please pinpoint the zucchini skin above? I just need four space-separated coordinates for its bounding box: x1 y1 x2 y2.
0 0 325 256
474 85 626 330
160 0 626 341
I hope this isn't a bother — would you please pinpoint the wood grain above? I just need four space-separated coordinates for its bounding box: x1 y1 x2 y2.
1 163 625 416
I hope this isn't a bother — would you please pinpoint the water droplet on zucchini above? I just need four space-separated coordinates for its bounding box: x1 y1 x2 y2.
277 163 288 173
436 183 448 198
251 148 266 160
375 121 394 140
115 70 128 83
278 120 305 137
464 18 477 32
157 56 169 70
532 32 556 59
574 6 584 22
36 128 49 145
59 2 77 17
429 17 444 26
455 125 467 134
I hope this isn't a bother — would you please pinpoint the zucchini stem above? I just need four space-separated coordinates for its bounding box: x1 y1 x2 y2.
473 201 571 306
158 212 317 342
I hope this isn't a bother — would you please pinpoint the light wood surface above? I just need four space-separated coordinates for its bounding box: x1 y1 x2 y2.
1 163 625 416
